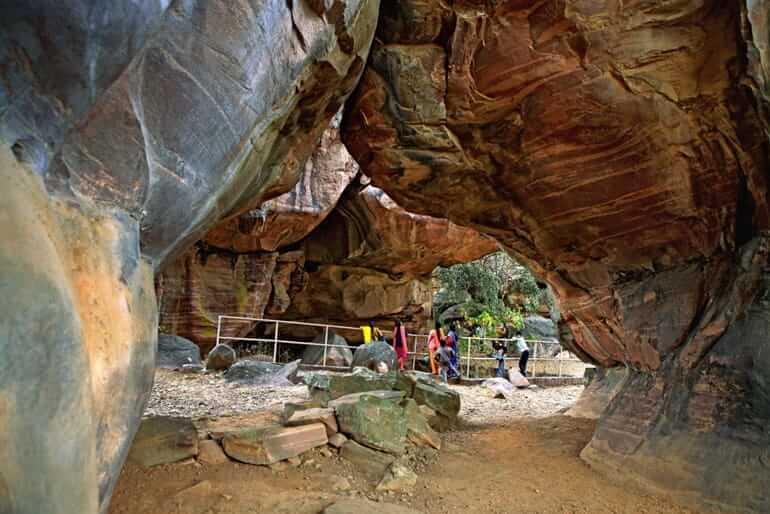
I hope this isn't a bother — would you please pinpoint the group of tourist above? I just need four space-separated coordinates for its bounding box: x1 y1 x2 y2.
361 320 529 382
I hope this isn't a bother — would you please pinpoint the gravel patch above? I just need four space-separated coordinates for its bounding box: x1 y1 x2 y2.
453 384 584 426
145 369 582 422
145 369 309 418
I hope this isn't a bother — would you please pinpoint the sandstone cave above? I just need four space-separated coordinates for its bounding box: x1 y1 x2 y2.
1 1 769 514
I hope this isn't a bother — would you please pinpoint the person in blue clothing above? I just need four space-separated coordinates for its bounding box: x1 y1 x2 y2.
446 323 460 378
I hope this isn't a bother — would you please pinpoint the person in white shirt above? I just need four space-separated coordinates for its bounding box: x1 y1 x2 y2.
514 331 529 376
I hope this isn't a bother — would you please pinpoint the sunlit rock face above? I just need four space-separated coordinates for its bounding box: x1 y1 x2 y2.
344 0 770 510
0 0 379 512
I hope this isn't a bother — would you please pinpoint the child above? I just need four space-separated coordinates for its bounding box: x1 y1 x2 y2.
436 339 453 383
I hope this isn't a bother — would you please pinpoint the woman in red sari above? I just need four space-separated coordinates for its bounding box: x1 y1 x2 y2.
392 320 408 370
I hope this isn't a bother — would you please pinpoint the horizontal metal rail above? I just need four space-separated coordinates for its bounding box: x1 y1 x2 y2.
214 315 584 378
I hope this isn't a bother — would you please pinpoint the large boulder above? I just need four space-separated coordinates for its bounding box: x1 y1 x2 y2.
224 359 300 385
412 381 461 419
522 315 558 342
303 368 397 404
127 417 198 468
302 332 354 368
157 334 202 369
351 341 398 372
206 344 237 371
334 393 408 455
1 0 381 511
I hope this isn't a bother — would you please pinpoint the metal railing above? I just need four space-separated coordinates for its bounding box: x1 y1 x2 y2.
214 315 583 378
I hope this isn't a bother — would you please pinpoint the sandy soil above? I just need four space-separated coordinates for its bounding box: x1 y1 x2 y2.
109 415 699 514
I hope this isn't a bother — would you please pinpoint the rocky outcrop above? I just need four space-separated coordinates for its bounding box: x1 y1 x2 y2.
1 1 379 513
343 1 770 511
158 133 497 349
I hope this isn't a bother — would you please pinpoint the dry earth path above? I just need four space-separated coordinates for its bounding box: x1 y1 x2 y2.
112 373 699 514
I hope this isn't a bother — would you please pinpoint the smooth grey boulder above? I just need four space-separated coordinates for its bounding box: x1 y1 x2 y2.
302 332 354 367
224 359 301 385
351 341 397 372
206 344 237 371
157 334 202 369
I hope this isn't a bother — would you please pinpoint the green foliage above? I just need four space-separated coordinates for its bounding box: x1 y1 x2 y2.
434 252 546 330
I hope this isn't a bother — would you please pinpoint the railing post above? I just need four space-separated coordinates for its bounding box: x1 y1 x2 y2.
531 341 537 378
466 337 471 377
215 315 222 347
558 349 563 378
273 321 280 363
412 336 418 371
322 326 329 367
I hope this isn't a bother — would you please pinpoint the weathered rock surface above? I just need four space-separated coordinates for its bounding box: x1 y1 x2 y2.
203 113 360 254
339 440 395 480
343 0 770 510
196 440 229 466
2 0 380 511
351 340 398 371
284 407 339 437
221 423 328 465
302 332 354 368
402 399 441 450
157 334 202 369
127 417 198 468
411 381 461 419
206 345 237 371
304 368 397 404
376 462 418 492
157 135 495 350
335 393 408 454
522 316 558 342
566 367 628 420
224 359 300 385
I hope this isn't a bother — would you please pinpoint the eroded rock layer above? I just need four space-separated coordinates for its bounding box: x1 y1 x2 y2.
1 0 380 512
343 0 770 511
158 125 497 350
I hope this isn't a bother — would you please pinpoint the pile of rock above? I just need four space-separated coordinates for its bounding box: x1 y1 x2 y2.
129 368 460 494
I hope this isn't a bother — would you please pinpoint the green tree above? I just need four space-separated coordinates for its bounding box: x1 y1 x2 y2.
434 252 546 331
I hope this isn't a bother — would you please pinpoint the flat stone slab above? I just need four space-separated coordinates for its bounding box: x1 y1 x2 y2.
194 410 282 440
128 417 198 468
284 407 338 436
339 440 395 480
304 368 397 404
222 423 328 465
327 390 405 410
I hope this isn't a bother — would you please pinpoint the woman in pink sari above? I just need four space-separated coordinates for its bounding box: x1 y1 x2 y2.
392 320 408 370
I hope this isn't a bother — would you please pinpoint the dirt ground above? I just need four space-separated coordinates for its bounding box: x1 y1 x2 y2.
111 387 699 514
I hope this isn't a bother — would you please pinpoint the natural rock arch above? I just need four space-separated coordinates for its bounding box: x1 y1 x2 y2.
342 0 770 511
